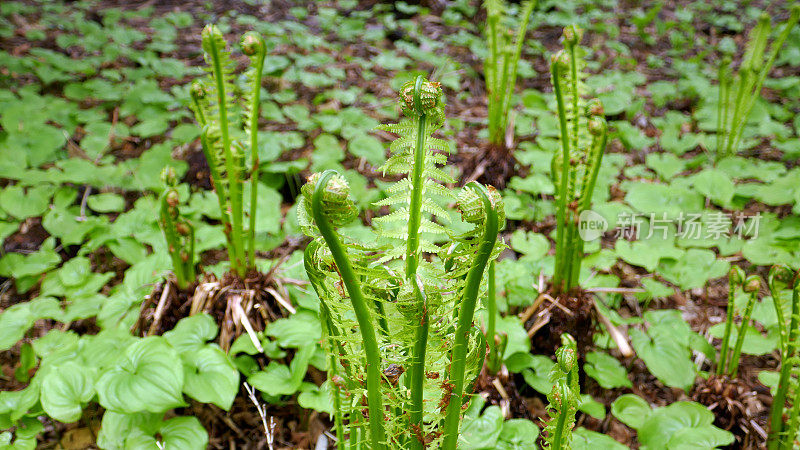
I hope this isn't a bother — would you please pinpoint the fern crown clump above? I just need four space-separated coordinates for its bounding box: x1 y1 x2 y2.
189 24 267 276
299 76 505 449
549 26 608 295
484 0 538 147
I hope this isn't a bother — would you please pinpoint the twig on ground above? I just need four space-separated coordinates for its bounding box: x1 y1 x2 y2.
592 299 633 357
147 282 171 336
244 382 275 450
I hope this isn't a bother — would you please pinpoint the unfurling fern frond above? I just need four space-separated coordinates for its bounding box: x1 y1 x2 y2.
544 334 580 450
375 77 454 267
484 0 538 148
190 25 268 277
300 78 505 450
550 26 608 295
716 7 800 162
159 168 196 289
766 265 800 450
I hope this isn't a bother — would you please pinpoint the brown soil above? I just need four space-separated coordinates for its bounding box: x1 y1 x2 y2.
528 290 596 357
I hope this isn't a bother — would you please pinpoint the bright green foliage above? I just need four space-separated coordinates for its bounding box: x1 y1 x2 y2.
299 77 505 449
0 315 236 450
189 24 267 277
715 6 800 162
611 395 734 449
767 265 800 450
484 0 537 147
158 167 195 289
549 26 608 295
544 334 580 449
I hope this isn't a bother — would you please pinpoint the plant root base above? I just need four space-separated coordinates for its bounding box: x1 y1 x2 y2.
691 375 769 448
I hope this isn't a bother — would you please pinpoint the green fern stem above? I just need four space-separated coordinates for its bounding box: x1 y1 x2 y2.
786 395 800 450
441 182 500 450
409 276 429 449
560 29 583 293
311 170 386 449
716 57 731 158
568 118 607 289
405 75 428 278
500 0 537 135
728 275 760 378
486 260 499 374
485 2 501 145
405 76 431 449
304 242 346 450
243 32 266 268
550 382 572 450
566 36 579 158
768 270 800 450
550 52 571 295
718 267 744 376
205 26 246 276
200 129 237 269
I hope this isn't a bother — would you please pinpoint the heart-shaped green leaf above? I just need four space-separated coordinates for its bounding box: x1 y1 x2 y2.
584 351 632 389
96 337 185 413
496 419 539 450
181 345 238 410
164 314 218 353
611 393 651 429
40 361 96 423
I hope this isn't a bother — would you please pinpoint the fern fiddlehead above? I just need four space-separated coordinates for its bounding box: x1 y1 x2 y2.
158 168 195 289
549 26 608 295
202 25 246 276
241 31 267 267
544 334 579 449
484 0 538 147
301 77 503 448
441 182 501 450
716 6 800 161
191 25 269 277
308 170 386 449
